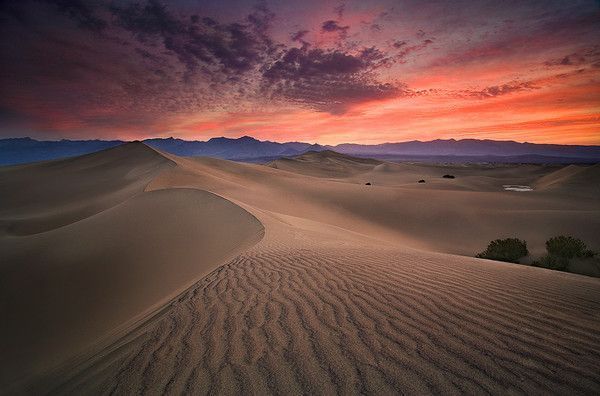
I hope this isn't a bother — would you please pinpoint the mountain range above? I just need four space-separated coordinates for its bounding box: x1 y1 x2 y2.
1 136 599 166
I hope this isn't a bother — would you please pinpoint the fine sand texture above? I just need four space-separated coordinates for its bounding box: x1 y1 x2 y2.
1 145 599 394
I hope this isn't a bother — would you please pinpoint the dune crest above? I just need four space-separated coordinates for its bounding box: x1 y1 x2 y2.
267 150 382 178
0 142 175 235
535 164 600 197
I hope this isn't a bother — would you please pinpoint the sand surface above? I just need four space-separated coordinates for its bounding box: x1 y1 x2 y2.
1 146 599 394
0 145 264 392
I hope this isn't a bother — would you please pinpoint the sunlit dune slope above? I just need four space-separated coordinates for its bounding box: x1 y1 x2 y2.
268 150 382 178
152 151 600 257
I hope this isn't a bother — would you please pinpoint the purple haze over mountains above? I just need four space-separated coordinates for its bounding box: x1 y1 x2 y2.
1 136 599 166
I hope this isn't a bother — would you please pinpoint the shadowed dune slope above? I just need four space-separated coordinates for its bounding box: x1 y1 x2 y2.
0 142 175 235
0 147 264 392
535 164 600 197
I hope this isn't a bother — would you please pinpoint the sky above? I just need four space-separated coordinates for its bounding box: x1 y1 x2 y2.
0 0 599 145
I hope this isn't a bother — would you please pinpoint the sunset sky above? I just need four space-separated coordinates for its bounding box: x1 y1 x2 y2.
0 0 599 144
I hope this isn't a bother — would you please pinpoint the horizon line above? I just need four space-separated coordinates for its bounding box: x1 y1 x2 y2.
3 135 600 147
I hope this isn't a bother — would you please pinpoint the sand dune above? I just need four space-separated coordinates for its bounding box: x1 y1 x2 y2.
150 152 600 257
0 142 174 235
0 146 263 392
53 211 600 395
270 151 558 190
535 163 600 197
1 145 599 394
268 150 382 178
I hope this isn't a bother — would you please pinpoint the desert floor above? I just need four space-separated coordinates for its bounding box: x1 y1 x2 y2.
1 143 599 394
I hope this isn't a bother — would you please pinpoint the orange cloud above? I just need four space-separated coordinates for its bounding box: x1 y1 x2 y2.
170 66 600 145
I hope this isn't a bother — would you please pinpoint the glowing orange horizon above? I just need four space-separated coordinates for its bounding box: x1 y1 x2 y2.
166 71 600 146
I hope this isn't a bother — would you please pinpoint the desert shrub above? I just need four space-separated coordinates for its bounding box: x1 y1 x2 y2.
532 255 569 271
476 238 529 263
531 236 594 273
442 174 455 179
545 235 587 259
365 182 371 185
418 179 425 183
582 249 597 258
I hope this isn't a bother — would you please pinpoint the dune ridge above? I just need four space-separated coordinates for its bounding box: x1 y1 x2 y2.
535 164 600 197
0 142 175 235
267 150 383 178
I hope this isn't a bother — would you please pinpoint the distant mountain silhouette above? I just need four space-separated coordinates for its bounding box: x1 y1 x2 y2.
144 136 327 160
0 137 123 166
1 136 599 166
335 139 600 158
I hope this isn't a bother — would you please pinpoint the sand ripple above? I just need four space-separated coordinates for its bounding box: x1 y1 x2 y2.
55 214 600 395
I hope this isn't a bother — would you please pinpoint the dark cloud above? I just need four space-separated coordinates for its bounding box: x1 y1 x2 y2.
546 55 585 67
544 46 600 67
291 29 310 46
0 0 107 30
414 68 595 101
334 3 345 19
393 40 407 49
110 0 181 37
409 77 545 100
41 0 107 31
0 0 406 132
393 39 433 62
322 20 348 33
246 2 275 37
109 1 275 75
262 46 401 113
321 19 349 40
0 0 274 134
464 81 538 99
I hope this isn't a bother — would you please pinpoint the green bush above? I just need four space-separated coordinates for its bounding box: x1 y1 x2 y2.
532 236 594 272
545 235 587 259
532 255 569 271
476 238 529 263
582 249 597 258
